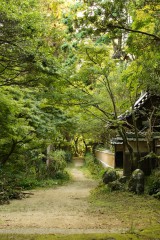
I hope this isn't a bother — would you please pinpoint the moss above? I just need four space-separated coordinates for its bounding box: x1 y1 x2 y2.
90 184 160 233
0 233 148 240
140 225 160 239
0 231 159 240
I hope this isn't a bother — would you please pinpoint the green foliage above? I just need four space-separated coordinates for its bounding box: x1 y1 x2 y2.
0 0 75 204
60 40 133 150
65 151 73 162
61 0 160 175
0 148 70 204
146 169 160 198
65 0 160 94
0 0 60 87
47 150 67 178
0 0 160 207
84 153 105 178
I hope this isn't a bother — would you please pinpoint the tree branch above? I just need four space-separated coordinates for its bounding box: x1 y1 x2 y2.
106 24 160 41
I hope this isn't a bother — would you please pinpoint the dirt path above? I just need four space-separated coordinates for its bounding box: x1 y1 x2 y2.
0 158 127 234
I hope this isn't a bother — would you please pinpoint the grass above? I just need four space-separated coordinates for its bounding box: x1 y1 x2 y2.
0 228 160 240
89 183 160 234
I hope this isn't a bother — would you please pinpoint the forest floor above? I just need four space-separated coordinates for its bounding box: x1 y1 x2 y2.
0 158 159 237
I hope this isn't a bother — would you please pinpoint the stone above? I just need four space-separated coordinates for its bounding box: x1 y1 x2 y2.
128 169 145 194
119 176 128 184
108 180 124 191
102 168 119 184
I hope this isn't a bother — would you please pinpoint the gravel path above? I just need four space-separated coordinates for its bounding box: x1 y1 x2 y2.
0 158 127 234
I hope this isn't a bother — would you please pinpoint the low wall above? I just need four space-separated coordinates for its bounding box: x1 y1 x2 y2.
95 150 115 168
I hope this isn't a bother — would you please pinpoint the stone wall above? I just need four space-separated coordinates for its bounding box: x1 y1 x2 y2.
95 150 115 168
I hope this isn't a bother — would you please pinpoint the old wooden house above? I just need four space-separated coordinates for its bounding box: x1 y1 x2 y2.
111 92 160 176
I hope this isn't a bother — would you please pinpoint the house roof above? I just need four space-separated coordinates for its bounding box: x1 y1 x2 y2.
111 132 160 145
110 92 160 145
118 91 160 121
134 92 150 108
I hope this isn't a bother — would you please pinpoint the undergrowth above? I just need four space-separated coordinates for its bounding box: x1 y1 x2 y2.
85 151 160 199
84 152 105 179
0 149 71 204
145 168 160 199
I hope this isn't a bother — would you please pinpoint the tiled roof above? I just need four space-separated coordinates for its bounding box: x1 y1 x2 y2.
118 92 152 120
134 92 151 109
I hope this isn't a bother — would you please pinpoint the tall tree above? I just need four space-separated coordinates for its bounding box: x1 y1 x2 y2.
60 0 160 170
0 0 62 87
0 0 71 167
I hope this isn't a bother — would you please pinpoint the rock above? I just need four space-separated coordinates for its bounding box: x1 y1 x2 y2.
102 168 119 184
119 176 128 184
128 169 145 194
108 180 124 191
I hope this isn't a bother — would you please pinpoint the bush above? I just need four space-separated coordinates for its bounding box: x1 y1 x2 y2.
140 152 160 175
47 150 67 178
0 170 26 204
147 169 160 198
84 152 105 178
0 149 71 204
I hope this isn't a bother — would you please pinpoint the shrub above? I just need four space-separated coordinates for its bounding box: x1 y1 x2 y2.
47 150 67 178
140 152 160 175
147 169 160 198
84 152 105 178
0 149 70 204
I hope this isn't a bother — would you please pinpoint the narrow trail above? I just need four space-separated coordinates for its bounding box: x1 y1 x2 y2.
0 158 126 234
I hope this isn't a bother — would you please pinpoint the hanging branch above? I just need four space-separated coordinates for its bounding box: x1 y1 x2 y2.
104 24 160 41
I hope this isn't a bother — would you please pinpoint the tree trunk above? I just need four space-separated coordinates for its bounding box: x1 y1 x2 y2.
82 138 89 154
118 127 134 175
131 109 141 167
1 140 17 165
